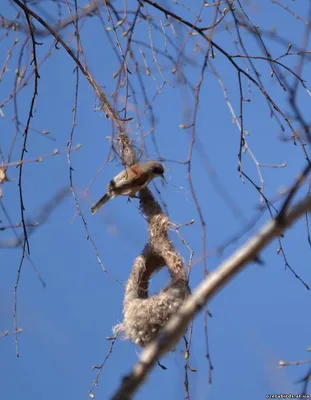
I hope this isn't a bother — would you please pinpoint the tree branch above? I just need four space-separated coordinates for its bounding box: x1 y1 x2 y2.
112 194 311 399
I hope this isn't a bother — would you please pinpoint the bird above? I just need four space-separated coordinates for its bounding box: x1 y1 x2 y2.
90 160 165 214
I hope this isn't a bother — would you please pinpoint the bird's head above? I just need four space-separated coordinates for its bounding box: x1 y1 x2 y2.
146 161 166 183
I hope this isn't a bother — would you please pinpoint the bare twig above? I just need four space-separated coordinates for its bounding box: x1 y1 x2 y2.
0 328 22 338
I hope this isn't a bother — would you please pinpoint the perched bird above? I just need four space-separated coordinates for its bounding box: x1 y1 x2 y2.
90 160 165 214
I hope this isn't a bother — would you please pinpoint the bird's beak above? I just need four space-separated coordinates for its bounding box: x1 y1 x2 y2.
161 175 167 184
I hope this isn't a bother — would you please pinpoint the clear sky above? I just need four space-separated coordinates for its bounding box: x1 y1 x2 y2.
1 1 311 399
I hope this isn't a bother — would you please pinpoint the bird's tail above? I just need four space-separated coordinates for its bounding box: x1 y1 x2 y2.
90 193 111 214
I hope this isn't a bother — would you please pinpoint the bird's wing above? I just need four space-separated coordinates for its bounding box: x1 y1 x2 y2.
107 166 149 191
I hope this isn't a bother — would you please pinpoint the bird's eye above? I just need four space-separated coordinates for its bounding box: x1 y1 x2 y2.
153 166 164 175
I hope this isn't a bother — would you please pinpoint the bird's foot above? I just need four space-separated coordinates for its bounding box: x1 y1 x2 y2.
127 195 140 203
157 360 167 370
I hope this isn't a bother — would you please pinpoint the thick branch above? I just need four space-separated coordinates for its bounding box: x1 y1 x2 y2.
112 194 311 399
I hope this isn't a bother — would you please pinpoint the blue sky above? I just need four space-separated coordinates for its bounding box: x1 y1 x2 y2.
1 1 311 399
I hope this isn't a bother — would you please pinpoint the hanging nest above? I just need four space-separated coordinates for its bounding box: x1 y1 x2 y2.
114 189 190 346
